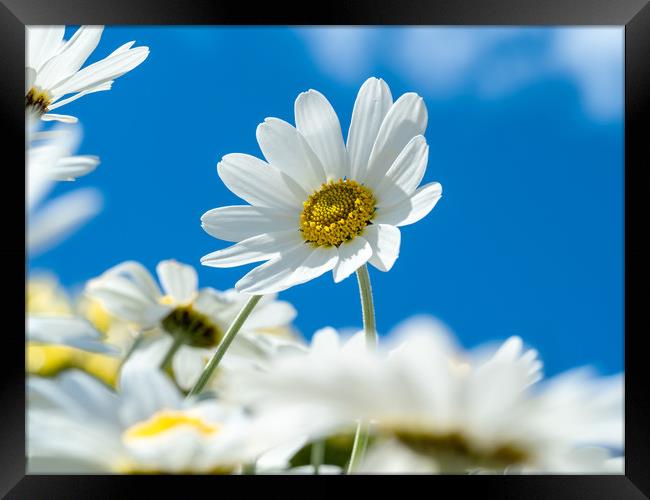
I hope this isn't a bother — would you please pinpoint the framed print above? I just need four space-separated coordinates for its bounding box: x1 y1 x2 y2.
2 0 648 497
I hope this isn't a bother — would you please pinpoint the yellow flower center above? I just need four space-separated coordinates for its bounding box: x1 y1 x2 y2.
161 305 222 348
300 179 375 247
27 342 120 388
26 86 52 115
123 410 221 441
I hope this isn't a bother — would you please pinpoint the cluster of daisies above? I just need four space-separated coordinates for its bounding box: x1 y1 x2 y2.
26 26 623 475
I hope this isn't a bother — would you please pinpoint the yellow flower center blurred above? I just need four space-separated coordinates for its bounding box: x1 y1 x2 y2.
300 179 375 247
26 277 73 316
27 342 120 387
124 410 221 440
26 86 52 115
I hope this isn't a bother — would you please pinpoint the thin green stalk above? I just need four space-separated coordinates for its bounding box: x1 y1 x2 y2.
159 332 184 371
347 421 370 473
346 264 376 474
311 439 326 474
355 264 377 350
187 294 262 397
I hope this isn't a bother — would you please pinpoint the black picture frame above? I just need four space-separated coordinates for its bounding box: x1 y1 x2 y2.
3 0 648 497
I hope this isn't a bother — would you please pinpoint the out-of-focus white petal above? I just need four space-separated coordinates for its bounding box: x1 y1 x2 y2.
28 188 102 255
48 155 100 181
156 260 198 304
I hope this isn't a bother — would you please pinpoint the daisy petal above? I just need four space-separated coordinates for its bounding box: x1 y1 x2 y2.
172 347 206 391
85 277 167 326
49 155 100 181
256 117 326 192
48 81 113 110
347 77 393 181
236 244 338 295
27 188 101 254
108 41 136 57
218 153 306 211
49 46 149 97
364 93 428 188
201 205 298 243
156 260 198 304
364 224 401 272
37 26 104 90
26 67 37 93
375 135 428 206
246 300 297 329
295 89 348 180
96 261 162 302
27 26 65 73
119 359 183 426
201 230 303 268
332 237 372 283
374 182 442 227
41 113 78 123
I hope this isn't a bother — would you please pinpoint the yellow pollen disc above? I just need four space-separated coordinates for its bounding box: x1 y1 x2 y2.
124 410 221 440
25 86 52 115
300 178 375 247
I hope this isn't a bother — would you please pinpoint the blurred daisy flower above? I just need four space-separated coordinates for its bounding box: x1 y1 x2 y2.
27 124 102 255
226 317 623 474
85 259 298 389
26 273 129 387
26 25 149 123
28 354 273 473
201 77 442 294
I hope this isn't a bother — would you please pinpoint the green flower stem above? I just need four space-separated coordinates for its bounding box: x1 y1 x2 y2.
356 264 377 350
311 439 326 474
347 421 370 473
346 264 376 474
159 332 184 371
187 294 262 397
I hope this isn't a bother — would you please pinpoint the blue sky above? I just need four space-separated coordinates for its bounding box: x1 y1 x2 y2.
29 26 624 378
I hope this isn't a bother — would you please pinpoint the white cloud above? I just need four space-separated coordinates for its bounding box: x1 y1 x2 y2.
551 27 623 121
296 27 623 122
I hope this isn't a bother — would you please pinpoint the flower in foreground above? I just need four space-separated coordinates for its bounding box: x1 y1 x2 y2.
26 25 149 123
225 317 623 473
85 259 298 389
28 354 270 473
201 77 442 294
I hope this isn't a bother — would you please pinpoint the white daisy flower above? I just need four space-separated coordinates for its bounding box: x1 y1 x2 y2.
28 355 269 473
27 124 102 255
26 25 149 123
226 317 623 473
27 315 118 355
201 77 442 294
85 259 298 389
